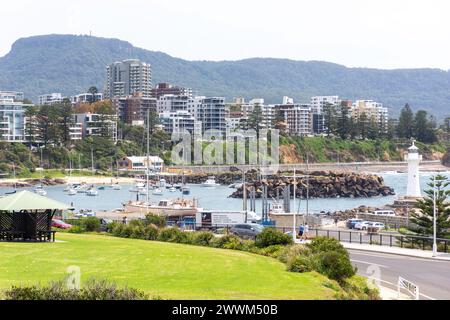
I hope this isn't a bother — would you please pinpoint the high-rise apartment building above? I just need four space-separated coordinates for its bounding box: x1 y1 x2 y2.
197 97 226 133
273 103 312 136
113 93 157 125
105 59 152 99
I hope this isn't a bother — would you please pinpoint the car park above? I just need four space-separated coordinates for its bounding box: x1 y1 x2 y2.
354 221 372 230
230 223 264 239
346 218 364 229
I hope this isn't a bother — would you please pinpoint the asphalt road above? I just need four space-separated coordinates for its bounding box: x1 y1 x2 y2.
349 250 450 300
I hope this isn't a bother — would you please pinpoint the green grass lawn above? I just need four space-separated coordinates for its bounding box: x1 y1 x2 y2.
0 233 338 300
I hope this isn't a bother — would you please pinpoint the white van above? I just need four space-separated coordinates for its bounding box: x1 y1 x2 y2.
372 210 395 217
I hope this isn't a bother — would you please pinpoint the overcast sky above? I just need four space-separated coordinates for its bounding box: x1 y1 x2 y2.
2 0 450 70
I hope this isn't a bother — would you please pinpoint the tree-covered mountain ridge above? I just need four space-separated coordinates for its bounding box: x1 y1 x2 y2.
0 34 449 117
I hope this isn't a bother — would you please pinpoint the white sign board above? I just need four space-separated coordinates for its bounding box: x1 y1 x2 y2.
398 277 420 300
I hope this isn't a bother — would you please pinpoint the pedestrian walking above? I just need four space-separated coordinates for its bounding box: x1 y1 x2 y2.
122 216 127 225
298 224 304 239
303 223 309 240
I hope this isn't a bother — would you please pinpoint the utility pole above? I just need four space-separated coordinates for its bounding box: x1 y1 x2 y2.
433 175 437 257
91 147 94 175
146 109 150 212
293 169 296 242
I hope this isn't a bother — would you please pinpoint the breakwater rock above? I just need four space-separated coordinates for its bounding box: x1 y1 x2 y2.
228 171 395 199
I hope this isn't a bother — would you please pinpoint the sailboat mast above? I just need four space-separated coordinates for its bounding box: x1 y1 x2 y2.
146 110 150 210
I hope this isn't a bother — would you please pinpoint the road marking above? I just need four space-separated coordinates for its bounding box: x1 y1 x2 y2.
373 278 437 300
351 259 389 268
350 250 450 263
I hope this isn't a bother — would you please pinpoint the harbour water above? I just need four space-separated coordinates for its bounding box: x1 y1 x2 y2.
1 172 448 214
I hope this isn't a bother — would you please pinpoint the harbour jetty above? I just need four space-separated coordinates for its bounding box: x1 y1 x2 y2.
228 171 395 199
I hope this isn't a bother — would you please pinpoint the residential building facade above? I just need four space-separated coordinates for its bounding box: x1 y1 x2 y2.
105 59 152 99
0 98 32 142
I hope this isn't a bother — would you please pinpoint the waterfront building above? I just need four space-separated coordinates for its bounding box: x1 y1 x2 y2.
38 93 64 105
105 59 152 99
0 98 32 142
150 83 192 99
118 156 164 172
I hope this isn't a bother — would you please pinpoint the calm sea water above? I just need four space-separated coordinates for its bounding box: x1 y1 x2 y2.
1 172 449 214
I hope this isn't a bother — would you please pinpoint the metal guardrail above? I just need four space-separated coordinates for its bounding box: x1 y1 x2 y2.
307 228 450 253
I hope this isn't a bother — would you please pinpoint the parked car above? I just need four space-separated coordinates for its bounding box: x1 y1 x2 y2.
230 223 264 239
370 222 385 231
372 210 395 217
346 218 364 229
51 219 72 230
354 221 372 231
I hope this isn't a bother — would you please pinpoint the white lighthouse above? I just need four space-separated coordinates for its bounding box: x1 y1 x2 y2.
405 140 422 198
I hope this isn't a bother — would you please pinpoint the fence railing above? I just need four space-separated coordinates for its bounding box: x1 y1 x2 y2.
306 228 450 253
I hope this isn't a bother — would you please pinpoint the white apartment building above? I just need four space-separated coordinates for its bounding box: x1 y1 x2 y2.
38 93 64 105
159 110 201 135
351 100 389 132
157 94 190 113
0 91 24 102
0 98 32 142
71 92 103 105
105 59 152 99
310 96 340 114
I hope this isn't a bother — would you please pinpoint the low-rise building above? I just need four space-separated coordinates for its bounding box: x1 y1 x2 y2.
150 83 192 99
118 156 164 172
71 92 103 105
38 93 64 105
0 91 24 102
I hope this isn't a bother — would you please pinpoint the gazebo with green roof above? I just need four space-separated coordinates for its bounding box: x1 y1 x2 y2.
0 190 72 242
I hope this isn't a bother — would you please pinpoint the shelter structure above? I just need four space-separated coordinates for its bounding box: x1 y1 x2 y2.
0 191 72 242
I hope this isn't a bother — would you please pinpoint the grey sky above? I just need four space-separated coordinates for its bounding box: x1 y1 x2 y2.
2 0 450 70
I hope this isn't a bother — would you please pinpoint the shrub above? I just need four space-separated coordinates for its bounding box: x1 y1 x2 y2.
316 251 356 282
307 237 348 255
256 245 285 258
145 213 166 228
157 227 190 244
67 225 85 234
255 228 293 248
81 217 101 232
191 231 214 246
278 245 312 264
210 235 243 250
143 225 159 240
286 255 316 273
4 278 149 300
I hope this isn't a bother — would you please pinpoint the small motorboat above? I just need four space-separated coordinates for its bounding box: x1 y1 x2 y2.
152 188 163 195
169 187 176 192
68 188 77 196
181 186 190 195
98 186 107 190
86 188 98 196
34 185 47 196
201 177 219 187
113 184 122 190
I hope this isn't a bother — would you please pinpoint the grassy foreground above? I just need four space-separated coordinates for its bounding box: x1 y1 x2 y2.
0 233 339 300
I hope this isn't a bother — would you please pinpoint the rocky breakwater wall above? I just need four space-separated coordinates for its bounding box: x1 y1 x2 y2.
229 171 395 199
